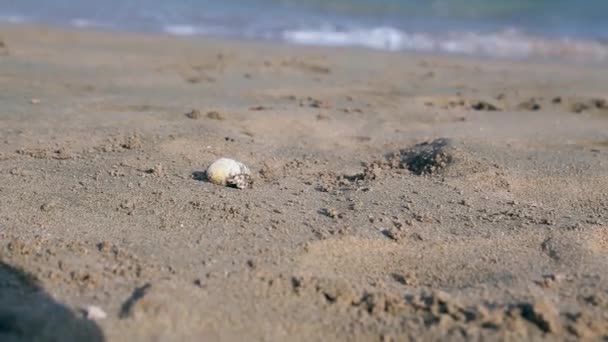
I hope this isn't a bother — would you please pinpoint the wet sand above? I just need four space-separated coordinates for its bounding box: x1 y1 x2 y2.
1 25 608 341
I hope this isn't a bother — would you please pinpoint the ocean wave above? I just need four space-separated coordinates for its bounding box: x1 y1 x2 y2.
163 24 239 37
70 18 111 29
3 6 607 63
0 14 27 24
164 25 199 36
283 27 407 51
283 27 608 62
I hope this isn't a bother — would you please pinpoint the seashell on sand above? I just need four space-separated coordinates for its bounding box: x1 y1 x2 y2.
206 158 252 189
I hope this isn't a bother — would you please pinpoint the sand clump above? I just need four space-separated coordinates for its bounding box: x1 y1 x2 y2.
421 94 608 115
398 138 456 176
185 109 225 120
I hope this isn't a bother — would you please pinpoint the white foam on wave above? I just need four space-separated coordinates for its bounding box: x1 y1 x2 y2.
435 30 608 62
283 27 406 51
163 24 239 38
70 18 111 29
283 27 608 62
164 25 199 36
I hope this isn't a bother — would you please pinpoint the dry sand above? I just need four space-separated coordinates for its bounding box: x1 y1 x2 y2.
1 25 608 341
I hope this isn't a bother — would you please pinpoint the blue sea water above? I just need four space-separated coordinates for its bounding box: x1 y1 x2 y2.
1 0 607 61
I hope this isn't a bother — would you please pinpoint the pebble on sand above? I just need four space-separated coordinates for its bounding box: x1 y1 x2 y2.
206 158 252 189
83 305 107 320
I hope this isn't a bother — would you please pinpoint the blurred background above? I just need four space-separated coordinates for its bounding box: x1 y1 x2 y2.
1 0 607 61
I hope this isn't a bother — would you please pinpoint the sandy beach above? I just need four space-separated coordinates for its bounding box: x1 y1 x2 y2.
1 24 608 341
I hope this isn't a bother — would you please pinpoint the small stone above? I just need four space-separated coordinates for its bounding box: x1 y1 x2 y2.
83 305 107 320
30 98 41 105
206 111 224 120
518 99 542 111
120 134 142 150
144 163 164 177
519 298 562 333
571 102 591 113
382 228 405 242
323 208 339 219
249 105 271 111
458 199 471 207
185 109 202 119
40 202 57 212
470 100 500 111
593 98 607 109
391 272 416 285
536 273 565 288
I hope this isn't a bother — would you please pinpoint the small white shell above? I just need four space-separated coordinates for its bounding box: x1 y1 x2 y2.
206 158 252 189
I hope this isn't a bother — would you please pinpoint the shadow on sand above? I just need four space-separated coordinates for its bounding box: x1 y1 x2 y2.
0 261 104 342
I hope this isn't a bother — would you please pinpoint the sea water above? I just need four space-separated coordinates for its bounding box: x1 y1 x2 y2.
1 0 607 61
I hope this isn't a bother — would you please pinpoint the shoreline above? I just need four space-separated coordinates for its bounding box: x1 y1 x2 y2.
1 24 608 341
2 22 608 66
